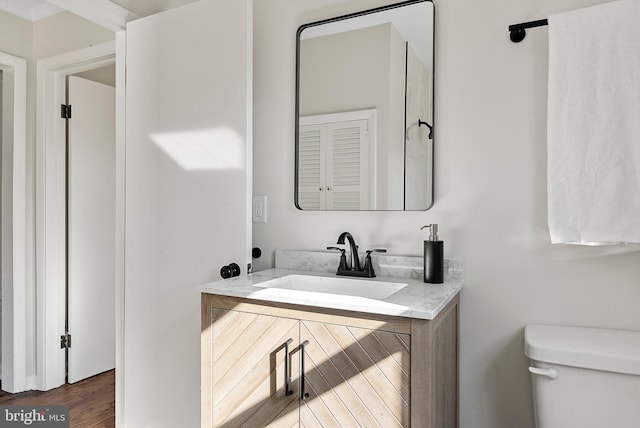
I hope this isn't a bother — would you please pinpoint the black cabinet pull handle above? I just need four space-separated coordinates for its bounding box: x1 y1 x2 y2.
300 340 310 399
284 339 293 396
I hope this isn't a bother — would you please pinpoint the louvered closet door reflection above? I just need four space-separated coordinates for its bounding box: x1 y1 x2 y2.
211 308 300 427
298 119 368 210
300 321 411 427
326 120 368 210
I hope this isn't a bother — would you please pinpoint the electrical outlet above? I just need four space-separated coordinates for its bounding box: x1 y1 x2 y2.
252 195 267 223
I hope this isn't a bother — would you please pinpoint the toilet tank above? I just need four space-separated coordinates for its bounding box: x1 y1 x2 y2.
525 325 640 428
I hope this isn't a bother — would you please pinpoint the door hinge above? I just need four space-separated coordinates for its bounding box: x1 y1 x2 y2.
60 333 71 349
61 104 72 119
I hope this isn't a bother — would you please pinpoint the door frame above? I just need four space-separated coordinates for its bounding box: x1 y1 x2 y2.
0 51 28 393
35 41 117 391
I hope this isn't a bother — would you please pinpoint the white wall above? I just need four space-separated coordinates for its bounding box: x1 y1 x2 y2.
0 12 33 59
252 0 640 427
33 11 115 59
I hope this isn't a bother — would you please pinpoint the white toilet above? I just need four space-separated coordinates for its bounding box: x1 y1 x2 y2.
525 325 640 428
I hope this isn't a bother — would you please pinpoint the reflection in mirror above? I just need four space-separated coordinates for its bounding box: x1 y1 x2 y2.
295 0 434 211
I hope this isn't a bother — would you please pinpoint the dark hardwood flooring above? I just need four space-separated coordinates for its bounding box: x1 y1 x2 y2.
0 370 115 427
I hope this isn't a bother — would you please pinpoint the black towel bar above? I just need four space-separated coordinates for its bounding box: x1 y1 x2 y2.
508 19 548 43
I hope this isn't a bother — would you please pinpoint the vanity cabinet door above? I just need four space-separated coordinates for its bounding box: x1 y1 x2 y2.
300 320 411 427
209 308 300 427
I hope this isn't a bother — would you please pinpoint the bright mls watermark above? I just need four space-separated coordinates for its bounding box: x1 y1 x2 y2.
0 406 69 427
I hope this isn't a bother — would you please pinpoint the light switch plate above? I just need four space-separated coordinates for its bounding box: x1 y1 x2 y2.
252 194 267 223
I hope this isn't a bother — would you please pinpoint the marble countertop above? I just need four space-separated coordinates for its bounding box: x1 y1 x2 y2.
198 267 463 320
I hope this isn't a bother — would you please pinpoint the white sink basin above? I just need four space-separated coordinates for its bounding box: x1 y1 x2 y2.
255 274 407 300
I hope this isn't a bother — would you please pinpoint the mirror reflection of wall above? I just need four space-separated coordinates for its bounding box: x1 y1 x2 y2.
299 23 405 210
405 44 433 210
296 0 434 211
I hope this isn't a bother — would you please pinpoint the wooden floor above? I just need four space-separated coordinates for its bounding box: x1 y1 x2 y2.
0 370 115 427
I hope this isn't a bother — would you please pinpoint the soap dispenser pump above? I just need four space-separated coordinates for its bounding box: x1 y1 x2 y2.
421 224 444 284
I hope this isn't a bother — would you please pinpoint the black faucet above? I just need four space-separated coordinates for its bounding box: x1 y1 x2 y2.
327 232 386 278
337 232 361 271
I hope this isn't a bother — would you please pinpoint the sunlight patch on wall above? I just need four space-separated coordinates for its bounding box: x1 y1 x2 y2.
151 128 244 170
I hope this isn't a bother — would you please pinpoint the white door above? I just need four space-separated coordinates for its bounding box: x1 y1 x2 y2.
124 0 252 426
67 76 115 384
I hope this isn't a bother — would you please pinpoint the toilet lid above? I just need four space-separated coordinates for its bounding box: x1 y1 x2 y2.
525 325 640 375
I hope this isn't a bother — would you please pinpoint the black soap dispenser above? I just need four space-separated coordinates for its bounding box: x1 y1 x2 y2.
421 224 444 284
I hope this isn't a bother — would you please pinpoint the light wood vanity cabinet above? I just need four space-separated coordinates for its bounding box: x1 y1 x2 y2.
202 294 459 427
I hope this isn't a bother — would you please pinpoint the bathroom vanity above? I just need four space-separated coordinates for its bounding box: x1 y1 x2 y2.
200 251 463 427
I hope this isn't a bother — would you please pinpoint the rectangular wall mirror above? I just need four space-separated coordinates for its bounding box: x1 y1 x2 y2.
295 0 434 211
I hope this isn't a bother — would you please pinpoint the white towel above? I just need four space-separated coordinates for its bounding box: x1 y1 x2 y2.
547 0 640 244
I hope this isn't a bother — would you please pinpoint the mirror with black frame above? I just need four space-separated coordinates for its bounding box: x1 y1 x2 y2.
295 0 434 211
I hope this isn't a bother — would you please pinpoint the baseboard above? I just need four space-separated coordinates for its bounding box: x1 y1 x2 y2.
25 375 38 391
